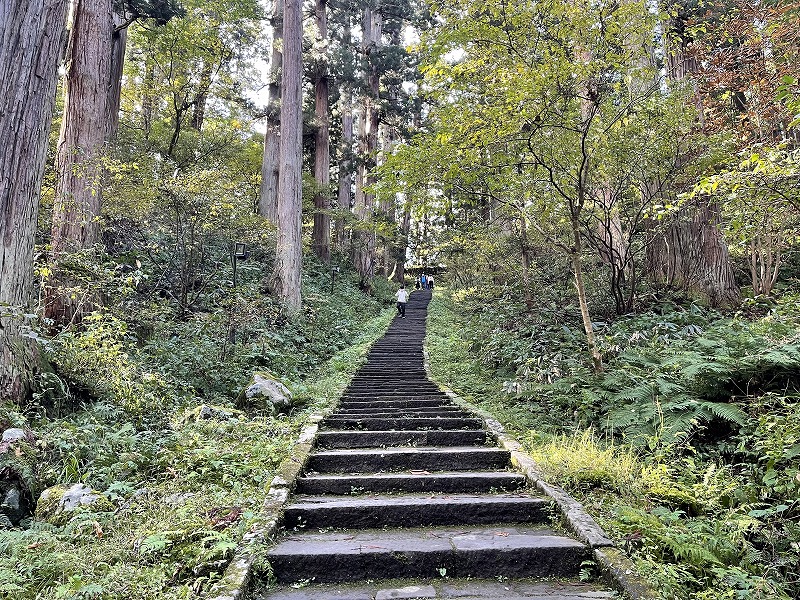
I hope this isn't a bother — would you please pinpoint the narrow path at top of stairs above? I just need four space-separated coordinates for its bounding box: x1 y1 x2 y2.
253 290 617 600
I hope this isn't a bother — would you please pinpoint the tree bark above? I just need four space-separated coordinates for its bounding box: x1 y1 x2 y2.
190 61 214 131
258 0 283 222
0 0 69 404
571 216 603 374
335 87 354 251
353 5 382 286
647 201 740 308
106 6 128 141
142 57 155 139
51 0 114 254
645 8 739 307
312 0 330 262
272 0 303 312
46 0 114 325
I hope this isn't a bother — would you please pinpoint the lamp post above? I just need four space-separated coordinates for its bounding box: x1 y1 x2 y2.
330 265 340 294
232 242 249 289
229 242 249 344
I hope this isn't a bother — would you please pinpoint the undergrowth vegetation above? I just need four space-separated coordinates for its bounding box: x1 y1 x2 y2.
426 286 800 600
0 265 394 599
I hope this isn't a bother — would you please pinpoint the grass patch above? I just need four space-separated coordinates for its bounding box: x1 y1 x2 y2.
0 307 394 599
425 286 800 600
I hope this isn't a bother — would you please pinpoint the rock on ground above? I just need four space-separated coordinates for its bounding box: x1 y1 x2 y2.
237 372 293 414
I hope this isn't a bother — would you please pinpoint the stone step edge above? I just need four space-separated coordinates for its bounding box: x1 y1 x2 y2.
205 303 399 600
206 413 323 600
421 348 658 600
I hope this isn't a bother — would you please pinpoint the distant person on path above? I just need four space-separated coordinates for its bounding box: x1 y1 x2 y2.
415 277 421 290
428 274 435 290
420 274 428 290
396 284 408 318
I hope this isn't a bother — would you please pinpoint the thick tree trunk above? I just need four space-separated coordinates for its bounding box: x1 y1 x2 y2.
353 5 382 286
258 0 283 222
46 0 114 325
272 0 303 312
312 0 330 262
393 208 411 283
335 88 354 251
0 0 69 404
647 201 740 308
190 62 213 131
51 0 113 254
106 8 128 141
645 12 738 306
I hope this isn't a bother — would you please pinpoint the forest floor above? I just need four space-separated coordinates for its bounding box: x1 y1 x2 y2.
425 287 800 600
0 273 396 599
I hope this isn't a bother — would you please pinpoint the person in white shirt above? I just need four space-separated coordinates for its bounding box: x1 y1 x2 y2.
396 284 409 318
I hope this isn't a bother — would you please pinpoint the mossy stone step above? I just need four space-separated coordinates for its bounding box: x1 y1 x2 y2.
315 430 490 449
320 417 484 431
255 577 616 600
295 471 528 495
267 526 590 583
306 446 510 473
282 493 551 530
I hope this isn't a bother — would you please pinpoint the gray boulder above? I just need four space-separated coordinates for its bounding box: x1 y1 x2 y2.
181 403 242 424
0 482 29 528
236 372 292 414
0 428 38 527
1 428 26 444
35 483 113 525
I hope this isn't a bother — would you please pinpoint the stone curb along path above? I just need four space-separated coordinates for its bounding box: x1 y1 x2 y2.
206 414 323 600
207 290 659 600
421 355 659 600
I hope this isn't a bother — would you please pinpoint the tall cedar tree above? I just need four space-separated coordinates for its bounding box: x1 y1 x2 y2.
312 0 331 262
273 0 304 311
0 0 69 403
46 0 115 326
645 1 740 308
258 0 283 222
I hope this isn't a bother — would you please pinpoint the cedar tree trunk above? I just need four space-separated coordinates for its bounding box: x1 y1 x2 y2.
0 0 69 404
311 0 330 262
46 0 114 325
258 0 283 222
272 0 303 312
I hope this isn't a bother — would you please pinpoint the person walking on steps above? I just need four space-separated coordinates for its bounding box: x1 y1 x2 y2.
396 284 408 318
420 273 428 290
428 274 435 290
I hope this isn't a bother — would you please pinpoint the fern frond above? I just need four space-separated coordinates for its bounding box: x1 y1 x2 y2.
703 402 748 426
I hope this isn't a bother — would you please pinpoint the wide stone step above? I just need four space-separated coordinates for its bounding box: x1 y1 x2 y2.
333 405 463 414
352 372 426 376
350 375 429 381
320 417 484 431
347 378 441 386
306 447 509 473
296 471 528 495
267 526 590 583
341 391 443 398
254 578 617 600
339 395 450 403
283 493 551 530
315 430 490 449
338 399 450 408
327 410 471 420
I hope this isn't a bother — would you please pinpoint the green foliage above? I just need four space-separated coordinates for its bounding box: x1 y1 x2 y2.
427 285 800 599
3 262 394 598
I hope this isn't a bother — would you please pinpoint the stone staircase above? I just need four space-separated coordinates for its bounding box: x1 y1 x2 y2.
253 290 617 599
